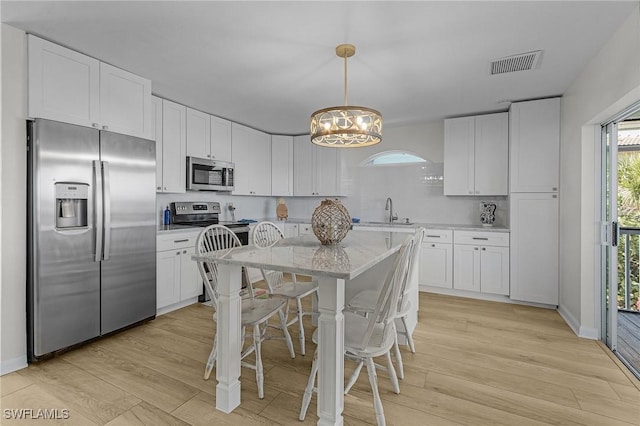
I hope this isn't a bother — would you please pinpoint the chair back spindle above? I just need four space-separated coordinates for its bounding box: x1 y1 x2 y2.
356 236 415 351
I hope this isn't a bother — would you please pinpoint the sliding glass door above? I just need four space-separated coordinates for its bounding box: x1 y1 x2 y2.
602 103 640 378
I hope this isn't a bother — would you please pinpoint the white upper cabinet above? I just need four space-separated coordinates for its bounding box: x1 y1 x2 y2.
186 107 211 159
28 35 152 139
231 123 271 196
161 100 186 193
444 112 508 196
99 62 152 139
315 146 340 196
151 96 163 192
210 115 232 161
184 110 232 161
28 35 100 128
293 135 315 196
509 98 560 193
271 135 294 196
293 135 342 196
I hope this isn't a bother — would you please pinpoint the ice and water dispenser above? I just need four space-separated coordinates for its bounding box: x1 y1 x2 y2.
55 182 88 229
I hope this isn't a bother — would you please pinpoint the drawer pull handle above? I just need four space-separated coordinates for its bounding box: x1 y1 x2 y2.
472 237 489 240
174 239 189 243
426 235 441 238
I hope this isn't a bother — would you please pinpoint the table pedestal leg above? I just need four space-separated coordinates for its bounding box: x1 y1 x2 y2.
215 264 242 413
316 276 345 426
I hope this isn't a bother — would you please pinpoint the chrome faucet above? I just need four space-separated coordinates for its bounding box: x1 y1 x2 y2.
385 197 398 223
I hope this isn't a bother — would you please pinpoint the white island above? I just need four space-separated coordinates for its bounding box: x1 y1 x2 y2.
192 230 412 426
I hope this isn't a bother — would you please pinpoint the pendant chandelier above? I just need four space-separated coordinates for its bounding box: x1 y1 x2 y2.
310 44 382 148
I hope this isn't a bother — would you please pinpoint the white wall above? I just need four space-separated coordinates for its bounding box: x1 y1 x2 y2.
158 122 508 228
559 5 640 338
339 122 508 227
1 24 28 374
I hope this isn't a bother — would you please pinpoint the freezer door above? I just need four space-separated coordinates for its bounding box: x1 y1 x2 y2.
99 131 156 334
28 119 101 358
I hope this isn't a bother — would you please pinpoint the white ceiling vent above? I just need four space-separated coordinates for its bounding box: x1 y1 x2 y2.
490 51 542 75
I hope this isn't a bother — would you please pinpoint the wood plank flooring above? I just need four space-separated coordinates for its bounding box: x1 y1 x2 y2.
618 311 640 375
2 293 640 425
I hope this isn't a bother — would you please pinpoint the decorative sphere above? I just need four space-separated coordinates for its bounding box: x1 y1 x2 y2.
311 199 351 245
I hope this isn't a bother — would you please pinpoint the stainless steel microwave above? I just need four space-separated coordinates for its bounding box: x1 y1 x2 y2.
186 157 234 191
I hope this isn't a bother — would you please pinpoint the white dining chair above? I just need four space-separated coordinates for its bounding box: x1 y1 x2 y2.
299 235 415 426
344 227 425 379
252 221 318 355
195 224 295 399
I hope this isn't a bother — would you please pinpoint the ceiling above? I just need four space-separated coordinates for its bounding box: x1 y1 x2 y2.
1 1 636 135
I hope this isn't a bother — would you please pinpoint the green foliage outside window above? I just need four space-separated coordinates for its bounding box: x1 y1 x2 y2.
617 152 640 311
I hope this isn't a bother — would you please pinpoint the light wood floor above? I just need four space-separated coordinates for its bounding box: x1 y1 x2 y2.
2 293 640 425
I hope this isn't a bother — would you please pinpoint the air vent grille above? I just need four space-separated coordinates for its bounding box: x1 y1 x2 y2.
490 51 542 75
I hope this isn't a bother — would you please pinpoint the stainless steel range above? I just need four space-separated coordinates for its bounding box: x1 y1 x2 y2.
169 201 251 302
170 201 250 244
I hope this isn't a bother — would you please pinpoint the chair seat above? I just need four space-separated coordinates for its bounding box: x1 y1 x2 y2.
241 298 288 325
310 312 395 358
270 280 318 299
348 289 412 320
212 297 287 326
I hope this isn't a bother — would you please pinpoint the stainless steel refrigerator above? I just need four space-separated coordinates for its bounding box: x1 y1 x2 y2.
27 119 156 360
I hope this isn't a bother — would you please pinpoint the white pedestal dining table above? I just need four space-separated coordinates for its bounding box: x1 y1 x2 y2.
192 230 410 426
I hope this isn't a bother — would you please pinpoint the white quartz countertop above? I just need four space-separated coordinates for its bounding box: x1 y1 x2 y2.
192 230 408 280
269 218 509 232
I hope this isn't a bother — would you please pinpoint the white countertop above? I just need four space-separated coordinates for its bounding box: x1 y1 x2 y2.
191 230 408 280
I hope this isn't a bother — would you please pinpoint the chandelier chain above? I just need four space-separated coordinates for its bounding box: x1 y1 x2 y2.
344 54 348 106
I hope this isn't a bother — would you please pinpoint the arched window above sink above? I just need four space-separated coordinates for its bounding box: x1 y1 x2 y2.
361 150 428 166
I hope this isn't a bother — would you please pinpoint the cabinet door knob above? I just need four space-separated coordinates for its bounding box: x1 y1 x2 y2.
176 251 180 255
431 244 436 247
475 190 480 194
482 247 486 251
157 186 161 190
102 125 109 131
164 187 167 190
183 250 187 254
469 191 473 195
552 187 558 191
92 123 99 128
474 247 479 250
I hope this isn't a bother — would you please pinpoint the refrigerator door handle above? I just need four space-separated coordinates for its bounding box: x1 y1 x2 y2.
93 160 103 262
102 161 111 261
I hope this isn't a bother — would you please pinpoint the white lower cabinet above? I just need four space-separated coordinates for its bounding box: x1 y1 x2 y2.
298 223 313 236
156 231 202 314
509 193 559 305
419 230 453 289
453 231 509 296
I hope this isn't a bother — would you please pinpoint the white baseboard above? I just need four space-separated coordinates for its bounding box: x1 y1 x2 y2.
557 305 599 340
578 325 599 340
419 286 556 309
0 355 28 376
156 296 199 316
